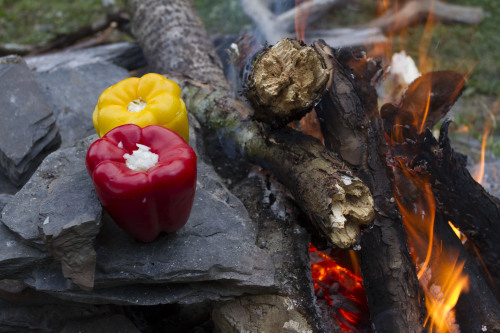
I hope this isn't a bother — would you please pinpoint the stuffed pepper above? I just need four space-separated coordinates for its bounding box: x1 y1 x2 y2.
86 124 197 242
93 73 189 142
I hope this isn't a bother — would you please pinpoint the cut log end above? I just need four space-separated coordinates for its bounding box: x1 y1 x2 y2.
325 175 374 248
246 38 330 128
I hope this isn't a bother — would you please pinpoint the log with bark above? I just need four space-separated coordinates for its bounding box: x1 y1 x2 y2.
312 43 426 332
309 37 500 331
389 140 500 331
129 0 375 250
385 118 500 301
245 38 330 127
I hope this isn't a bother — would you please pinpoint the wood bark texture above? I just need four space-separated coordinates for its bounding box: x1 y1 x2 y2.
128 0 375 260
382 70 500 300
399 122 500 301
178 76 373 249
314 43 425 332
129 0 229 90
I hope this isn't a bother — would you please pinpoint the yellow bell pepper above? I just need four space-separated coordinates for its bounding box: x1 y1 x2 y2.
93 73 189 142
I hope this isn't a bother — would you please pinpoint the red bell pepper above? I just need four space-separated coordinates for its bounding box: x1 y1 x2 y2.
85 124 197 242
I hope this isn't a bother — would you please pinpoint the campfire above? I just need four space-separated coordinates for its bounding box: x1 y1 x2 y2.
1 0 499 332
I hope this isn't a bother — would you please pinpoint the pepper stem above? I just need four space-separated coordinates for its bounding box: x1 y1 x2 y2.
127 98 147 113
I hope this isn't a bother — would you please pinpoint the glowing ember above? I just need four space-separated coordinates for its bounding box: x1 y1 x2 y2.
309 244 370 331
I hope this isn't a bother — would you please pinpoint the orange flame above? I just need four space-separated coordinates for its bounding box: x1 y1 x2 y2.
417 0 436 73
473 118 492 184
418 89 432 134
373 1 475 329
448 221 467 244
421 257 470 332
392 161 470 332
309 245 369 331
295 0 312 42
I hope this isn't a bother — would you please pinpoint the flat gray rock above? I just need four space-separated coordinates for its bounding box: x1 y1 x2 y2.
1 135 102 290
1 125 276 305
90 158 275 289
0 194 13 212
34 62 130 147
0 55 60 187
0 222 49 279
20 157 276 305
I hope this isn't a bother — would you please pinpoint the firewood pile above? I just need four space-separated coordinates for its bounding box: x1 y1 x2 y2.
129 0 500 331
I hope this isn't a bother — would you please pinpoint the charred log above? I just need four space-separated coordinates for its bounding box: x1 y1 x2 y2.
429 213 500 332
390 160 500 332
380 70 466 139
314 42 425 332
245 38 330 128
381 69 500 300
394 122 500 301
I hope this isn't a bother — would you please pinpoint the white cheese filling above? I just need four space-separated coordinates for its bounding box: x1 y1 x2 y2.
123 144 159 171
127 98 147 113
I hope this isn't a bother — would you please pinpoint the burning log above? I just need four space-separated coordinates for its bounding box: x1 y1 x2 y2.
390 122 500 300
380 62 500 330
382 71 500 301
425 126 500 300
313 42 426 332
389 150 500 332
128 0 495 331
432 212 500 332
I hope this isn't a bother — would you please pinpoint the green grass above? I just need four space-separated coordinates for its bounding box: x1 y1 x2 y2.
0 0 105 45
395 0 500 97
193 0 251 34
